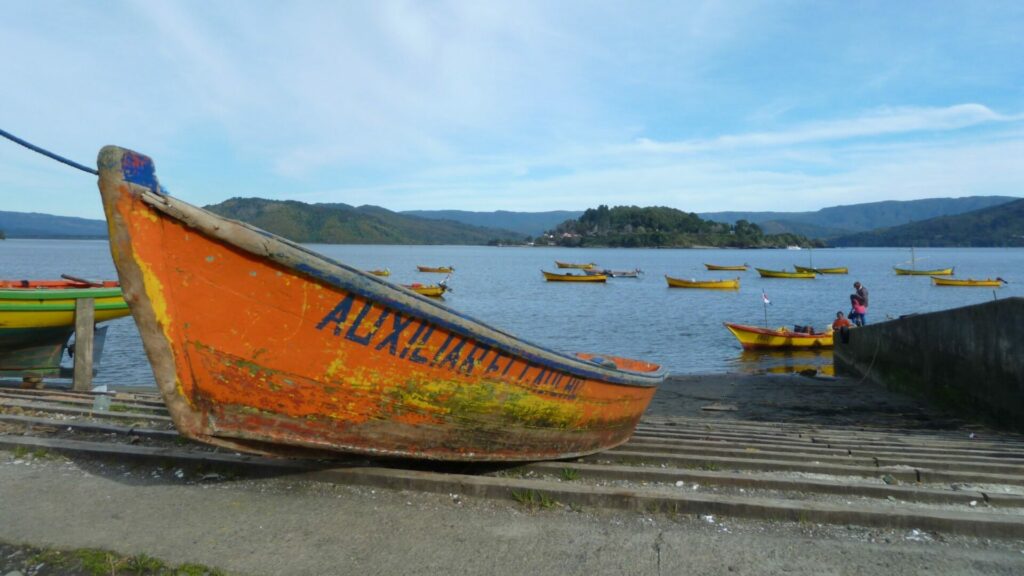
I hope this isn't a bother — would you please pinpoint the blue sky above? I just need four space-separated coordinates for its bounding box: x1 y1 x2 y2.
2 1 1023 219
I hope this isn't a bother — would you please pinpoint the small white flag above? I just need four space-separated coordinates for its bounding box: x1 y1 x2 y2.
762 291 771 305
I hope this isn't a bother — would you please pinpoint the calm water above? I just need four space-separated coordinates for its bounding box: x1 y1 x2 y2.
3 239 1022 386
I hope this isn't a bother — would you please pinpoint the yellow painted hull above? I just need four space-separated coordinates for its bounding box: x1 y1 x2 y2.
417 266 454 273
894 267 954 276
931 277 1004 287
724 323 833 350
755 268 816 279
794 265 848 274
542 271 607 282
0 288 130 329
402 284 448 297
368 269 390 277
665 275 739 289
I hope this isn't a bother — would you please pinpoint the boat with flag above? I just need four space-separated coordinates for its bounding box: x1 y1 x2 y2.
96 145 664 461
724 323 834 350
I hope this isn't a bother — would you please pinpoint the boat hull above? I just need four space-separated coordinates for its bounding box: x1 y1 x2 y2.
704 264 747 271
416 266 453 273
403 284 448 297
554 261 596 270
755 268 816 279
724 323 833 350
931 277 1004 287
794 265 848 274
894 267 954 276
98 146 662 461
542 271 607 282
0 326 73 376
665 275 739 289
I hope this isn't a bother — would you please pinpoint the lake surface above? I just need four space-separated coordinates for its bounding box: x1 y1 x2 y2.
3 239 1022 387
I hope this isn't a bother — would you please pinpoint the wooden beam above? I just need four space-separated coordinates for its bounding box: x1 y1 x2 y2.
72 298 95 392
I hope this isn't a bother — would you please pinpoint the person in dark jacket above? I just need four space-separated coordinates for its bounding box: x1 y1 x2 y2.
852 281 868 324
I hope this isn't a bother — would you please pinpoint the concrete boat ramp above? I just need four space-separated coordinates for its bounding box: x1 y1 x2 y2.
2 375 1024 574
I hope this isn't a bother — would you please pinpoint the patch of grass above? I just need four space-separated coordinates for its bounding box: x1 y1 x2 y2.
108 403 132 413
13 446 30 458
698 462 720 471
511 489 558 510
33 448 50 459
17 543 229 575
560 467 580 481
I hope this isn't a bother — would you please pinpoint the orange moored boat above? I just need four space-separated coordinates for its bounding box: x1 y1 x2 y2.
97 146 664 462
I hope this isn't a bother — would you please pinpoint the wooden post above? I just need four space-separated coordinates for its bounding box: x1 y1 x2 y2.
73 298 95 392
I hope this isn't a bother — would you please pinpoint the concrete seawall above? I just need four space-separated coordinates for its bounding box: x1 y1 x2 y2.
834 296 1024 431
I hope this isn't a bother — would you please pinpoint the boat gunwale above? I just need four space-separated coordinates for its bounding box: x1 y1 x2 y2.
0 287 124 300
664 275 740 289
106 149 661 388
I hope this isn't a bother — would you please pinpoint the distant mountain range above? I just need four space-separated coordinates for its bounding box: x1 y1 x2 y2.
401 209 582 237
0 210 108 238
830 198 1024 247
699 196 1018 239
204 198 525 245
3 195 1022 247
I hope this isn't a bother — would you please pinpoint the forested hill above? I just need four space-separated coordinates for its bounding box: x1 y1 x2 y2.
402 209 583 237
205 198 525 245
546 205 814 248
830 198 1024 247
700 196 1018 239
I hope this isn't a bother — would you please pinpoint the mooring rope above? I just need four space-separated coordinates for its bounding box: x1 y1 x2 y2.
0 128 98 175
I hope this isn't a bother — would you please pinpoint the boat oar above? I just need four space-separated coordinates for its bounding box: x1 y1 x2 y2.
60 273 102 287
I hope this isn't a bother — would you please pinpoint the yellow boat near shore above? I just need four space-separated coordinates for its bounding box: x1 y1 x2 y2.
724 323 833 350
665 276 740 289
542 270 607 282
931 276 1006 287
755 268 816 279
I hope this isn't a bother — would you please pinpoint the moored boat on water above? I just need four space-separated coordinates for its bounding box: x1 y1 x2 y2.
724 323 833 350
367 269 390 277
895 267 955 276
0 281 130 376
794 265 848 274
755 268 816 279
97 146 663 461
664 276 740 289
542 270 608 282
401 282 449 298
555 261 596 270
931 276 1006 287
584 268 642 278
416 265 454 273
704 263 748 271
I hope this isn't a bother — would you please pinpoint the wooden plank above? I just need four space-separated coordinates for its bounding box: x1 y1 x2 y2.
72 298 94 392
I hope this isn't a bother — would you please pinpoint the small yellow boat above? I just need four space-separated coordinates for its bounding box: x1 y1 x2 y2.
401 282 449 297
931 276 1006 287
794 265 848 274
417 265 454 273
554 261 596 270
542 270 607 282
704 263 748 271
894 267 954 276
665 276 740 289
724 323 833 350
367 269 390 277
755 268 815 279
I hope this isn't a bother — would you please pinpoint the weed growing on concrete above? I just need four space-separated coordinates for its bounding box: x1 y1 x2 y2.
20 543 228 575
560 468 580 481
33 448 50 459
13 446 30 458
108 403 131 412
698 462 720 471
511 489 558 510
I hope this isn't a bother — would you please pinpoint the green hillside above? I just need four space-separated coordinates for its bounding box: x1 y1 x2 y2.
205 198 525 245
830 198 1024 247
402 209 583 236
700 196 1018 238
546 205 814 248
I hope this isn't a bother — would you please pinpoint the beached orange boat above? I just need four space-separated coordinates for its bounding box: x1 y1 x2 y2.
97 146 664 461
